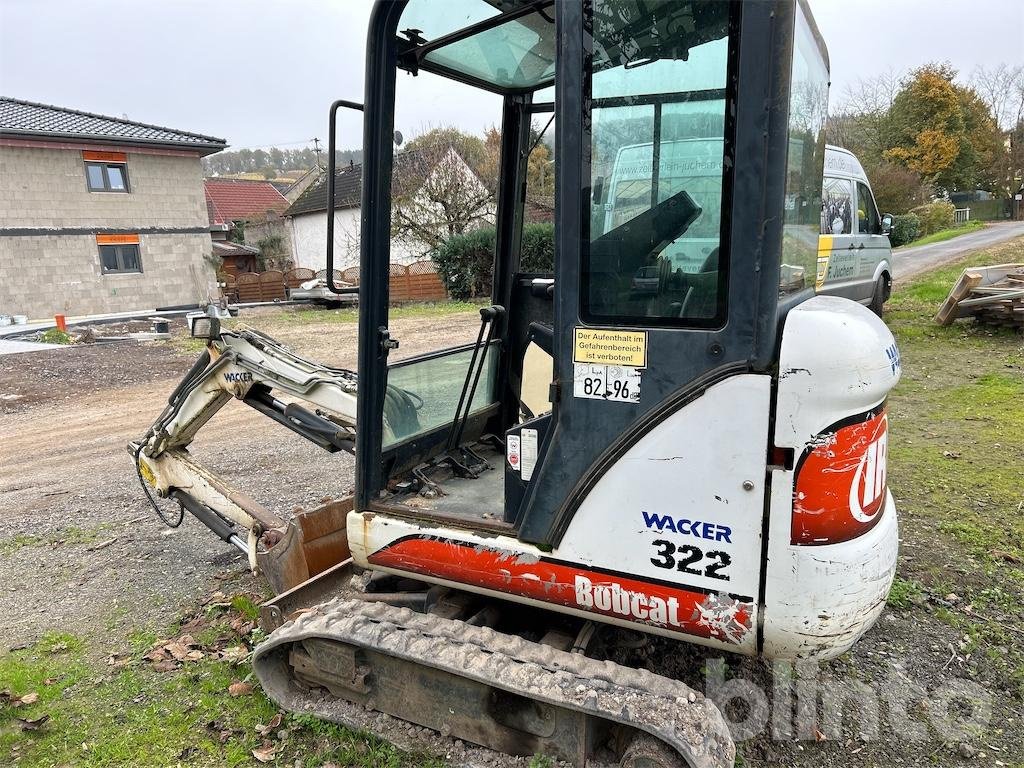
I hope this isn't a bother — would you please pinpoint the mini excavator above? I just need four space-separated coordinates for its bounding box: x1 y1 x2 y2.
131 2 901 765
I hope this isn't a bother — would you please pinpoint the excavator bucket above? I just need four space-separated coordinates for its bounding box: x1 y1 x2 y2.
257 498 353 595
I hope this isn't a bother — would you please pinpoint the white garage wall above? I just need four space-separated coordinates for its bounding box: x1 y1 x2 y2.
288 208 421 271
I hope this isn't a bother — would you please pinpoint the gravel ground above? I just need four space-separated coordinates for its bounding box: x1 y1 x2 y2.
0 309 481 655
1 305 1019 767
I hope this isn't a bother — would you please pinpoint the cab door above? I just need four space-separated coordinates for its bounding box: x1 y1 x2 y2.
514 0 826 550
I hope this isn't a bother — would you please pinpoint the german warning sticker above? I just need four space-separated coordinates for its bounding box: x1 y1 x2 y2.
573 363 641 403
573 328 647 368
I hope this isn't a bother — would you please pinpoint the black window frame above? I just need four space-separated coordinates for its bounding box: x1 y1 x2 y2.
578 2 740 330
85 161 130 193
99 243 143 274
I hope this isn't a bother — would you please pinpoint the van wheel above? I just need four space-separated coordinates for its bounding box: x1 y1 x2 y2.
869 275 888 317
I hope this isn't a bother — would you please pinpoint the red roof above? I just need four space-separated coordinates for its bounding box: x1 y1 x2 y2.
204 178 289 227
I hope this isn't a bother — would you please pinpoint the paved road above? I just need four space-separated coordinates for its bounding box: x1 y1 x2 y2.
893 221 1024 282
0 339 67 355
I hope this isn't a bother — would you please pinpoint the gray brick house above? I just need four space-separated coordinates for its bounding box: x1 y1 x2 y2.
0 97 227 320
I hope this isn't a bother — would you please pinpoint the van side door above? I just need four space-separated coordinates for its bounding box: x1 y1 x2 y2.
819 176 858 299
855 181 889 300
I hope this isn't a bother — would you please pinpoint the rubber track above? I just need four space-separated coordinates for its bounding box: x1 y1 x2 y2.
253 597 734 768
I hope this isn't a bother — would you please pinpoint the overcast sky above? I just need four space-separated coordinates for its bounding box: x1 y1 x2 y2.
1 0 1021 153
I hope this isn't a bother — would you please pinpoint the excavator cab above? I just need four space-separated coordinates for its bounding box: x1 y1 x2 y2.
345 0 899 662
135 2 902 763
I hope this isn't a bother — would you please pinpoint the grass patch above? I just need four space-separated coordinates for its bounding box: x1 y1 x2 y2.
39 328 73 345
0 524 115 554
885 235 1024 696
897 219 984 248
0 600 446 768
170 335 209 356
886 576 924 610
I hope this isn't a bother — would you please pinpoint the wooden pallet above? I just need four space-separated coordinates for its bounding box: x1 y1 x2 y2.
935 263 1024 329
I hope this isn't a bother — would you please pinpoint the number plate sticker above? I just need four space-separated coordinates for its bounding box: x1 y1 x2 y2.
573 363 641 403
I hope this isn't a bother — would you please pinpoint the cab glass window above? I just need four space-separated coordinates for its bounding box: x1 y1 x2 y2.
582 0 734 326
780 2 829 296
384 343 499 448
856 182 881 235
821 177 853 235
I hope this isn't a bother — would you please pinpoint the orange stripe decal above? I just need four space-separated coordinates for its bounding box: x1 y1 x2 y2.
368 536 754 644
96 233 139 245
82 150 127 163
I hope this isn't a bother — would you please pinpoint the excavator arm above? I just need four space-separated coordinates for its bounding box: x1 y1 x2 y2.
128 315 380 592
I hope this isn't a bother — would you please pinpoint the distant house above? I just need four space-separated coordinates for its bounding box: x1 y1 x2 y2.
204 178 290 272
283 147 494 271
278 167 322 203
0 96 226 320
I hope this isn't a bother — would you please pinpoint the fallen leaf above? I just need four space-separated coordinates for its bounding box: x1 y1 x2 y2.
48 643 69 654
152 660 178 673
0 689 13 703
19 692 39 705
252 742 277 762
177 634 197 648
185 650 205 661
942 450 961 459
256 713 283 736
165 642 190 661
990 549 1022 564
219 646 249 663
17 715 50 731
228 681 252 697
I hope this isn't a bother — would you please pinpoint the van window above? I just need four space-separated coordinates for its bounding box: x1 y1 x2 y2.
821 177 853 235
856 182 881 235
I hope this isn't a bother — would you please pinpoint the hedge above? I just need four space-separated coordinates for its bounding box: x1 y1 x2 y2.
432 224 555 300
910 201 955 237
889 213 920 247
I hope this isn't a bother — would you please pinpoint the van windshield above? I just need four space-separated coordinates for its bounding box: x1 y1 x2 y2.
607 138 724 273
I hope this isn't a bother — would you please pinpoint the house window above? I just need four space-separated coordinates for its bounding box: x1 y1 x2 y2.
86 162 129 192
97 234 142 274
99 244 141 273
83 150 130 192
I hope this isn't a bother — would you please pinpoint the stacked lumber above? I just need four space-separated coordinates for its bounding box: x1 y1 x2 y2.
935 263 1024 328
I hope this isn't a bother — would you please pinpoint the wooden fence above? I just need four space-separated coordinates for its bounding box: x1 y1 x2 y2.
327 260 446 302
223 261 446 304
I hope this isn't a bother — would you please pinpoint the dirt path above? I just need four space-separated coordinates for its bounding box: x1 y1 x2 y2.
0 310 480 652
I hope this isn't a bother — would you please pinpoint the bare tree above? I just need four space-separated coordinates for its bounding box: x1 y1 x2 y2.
391 144 495 258
971 64 1024 130
827 69 901 161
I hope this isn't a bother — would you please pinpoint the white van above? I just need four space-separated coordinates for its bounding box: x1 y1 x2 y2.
601 137 723 277
599 140 894 314
817 145 894 314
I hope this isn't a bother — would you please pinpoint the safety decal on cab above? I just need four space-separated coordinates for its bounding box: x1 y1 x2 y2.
571 328 646 404
791 406 888 546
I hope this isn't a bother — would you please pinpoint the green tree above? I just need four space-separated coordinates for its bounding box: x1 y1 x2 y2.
884 63 1001 192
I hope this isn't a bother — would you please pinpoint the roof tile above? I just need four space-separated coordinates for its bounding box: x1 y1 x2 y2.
204 178 290 226
0 96 226 155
